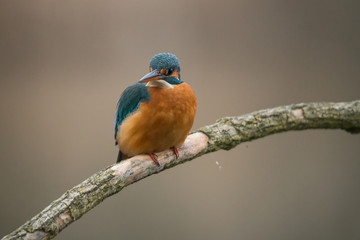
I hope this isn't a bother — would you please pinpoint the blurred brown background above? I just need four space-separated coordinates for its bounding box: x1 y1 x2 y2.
1 0 360 239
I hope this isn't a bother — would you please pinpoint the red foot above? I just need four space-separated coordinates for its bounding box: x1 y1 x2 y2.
149 153 160 166
171 147 179 159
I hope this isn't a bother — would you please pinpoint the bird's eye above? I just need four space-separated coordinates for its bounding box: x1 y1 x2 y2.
167 68 173 75
160 68 168 75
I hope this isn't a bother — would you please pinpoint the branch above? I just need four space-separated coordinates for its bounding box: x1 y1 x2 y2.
3 100 360 240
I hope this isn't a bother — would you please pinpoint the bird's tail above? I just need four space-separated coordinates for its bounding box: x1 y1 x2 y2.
116 151 122 163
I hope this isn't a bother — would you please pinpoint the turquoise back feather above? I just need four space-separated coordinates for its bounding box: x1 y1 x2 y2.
114 83 150 145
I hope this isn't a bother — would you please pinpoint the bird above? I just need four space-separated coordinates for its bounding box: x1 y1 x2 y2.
114 53 197 165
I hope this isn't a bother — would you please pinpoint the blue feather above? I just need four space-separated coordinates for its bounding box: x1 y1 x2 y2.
150 53 180 71
164 76 183 85
114 83 150 145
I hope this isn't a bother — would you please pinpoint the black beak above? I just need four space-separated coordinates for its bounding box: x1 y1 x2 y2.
139 69 164 83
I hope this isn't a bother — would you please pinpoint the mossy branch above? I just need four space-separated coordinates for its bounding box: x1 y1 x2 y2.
2 100 360 240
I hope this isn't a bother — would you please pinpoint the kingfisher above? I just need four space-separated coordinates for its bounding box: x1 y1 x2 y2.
114 53 197 165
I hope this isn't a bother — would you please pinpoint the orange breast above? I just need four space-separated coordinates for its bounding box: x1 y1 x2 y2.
117 83 197 157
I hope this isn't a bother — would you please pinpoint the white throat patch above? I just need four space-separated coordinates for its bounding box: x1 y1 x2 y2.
145 79 174 89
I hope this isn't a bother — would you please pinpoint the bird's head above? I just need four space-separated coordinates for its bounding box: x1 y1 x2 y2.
139 53 183 86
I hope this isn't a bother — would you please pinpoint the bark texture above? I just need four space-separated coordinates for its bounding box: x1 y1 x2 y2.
2 100 360 240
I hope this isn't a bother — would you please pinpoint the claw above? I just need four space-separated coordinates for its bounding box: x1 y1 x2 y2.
149 153 160 166
171 147 179 159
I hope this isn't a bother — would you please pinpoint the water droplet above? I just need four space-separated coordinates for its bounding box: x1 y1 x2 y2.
215 161 223 170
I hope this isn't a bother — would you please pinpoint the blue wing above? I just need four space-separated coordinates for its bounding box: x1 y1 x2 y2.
114 83 150 145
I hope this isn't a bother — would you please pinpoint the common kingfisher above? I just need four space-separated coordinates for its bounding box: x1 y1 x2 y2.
114 53 197 165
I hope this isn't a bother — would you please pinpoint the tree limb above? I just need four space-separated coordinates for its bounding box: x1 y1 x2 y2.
2 100 360 240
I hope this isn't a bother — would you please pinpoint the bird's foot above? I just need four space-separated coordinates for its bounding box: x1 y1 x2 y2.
149 153 160 166
171 147 179 159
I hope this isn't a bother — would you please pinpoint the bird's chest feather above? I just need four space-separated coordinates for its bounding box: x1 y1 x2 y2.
145 83 195 123
118 83 196 156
